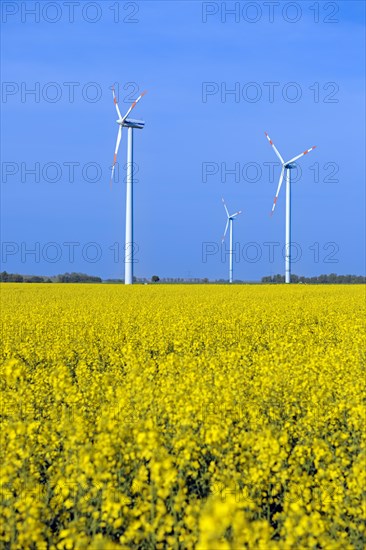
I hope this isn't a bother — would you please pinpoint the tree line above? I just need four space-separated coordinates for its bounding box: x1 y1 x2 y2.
261 274 366 284
0 272 102 283
0 271 365 284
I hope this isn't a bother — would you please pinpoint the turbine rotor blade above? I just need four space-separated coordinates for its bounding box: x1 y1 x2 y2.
122 90 147 122
271 166 285 215
222 197 229 217
110 125 122 187
264 131 284 164
231 210 242 218
111 86 122 120
286 146 317 165
222 219 229 242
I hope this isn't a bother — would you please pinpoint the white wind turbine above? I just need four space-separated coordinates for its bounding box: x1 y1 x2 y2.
221 198 242 283
110 86 147 285
265 132 316 284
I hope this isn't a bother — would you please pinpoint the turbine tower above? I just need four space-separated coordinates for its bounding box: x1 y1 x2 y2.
265 132 316 284
110 86 147 285
221 198 242 283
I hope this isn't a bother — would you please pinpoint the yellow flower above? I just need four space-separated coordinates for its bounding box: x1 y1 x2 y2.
1 283 364 548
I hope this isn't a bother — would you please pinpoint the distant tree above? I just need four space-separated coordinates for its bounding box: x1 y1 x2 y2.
202 278 209 284
56 272 101 283
8 273 23 282
151 275 160 283
25 276 44 283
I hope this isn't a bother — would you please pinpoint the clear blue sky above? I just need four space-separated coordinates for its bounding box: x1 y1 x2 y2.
1 0 365 280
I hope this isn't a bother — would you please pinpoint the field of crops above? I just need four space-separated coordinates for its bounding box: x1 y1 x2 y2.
1 283 365 549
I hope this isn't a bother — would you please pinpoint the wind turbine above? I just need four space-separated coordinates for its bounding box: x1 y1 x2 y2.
265 132 316 284
221 198 242 283
110 86 147 285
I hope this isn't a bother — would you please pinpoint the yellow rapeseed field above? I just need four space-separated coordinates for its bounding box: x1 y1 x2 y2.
1 283 365 549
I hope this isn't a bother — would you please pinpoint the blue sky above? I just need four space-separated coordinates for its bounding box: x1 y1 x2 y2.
1 0 365 280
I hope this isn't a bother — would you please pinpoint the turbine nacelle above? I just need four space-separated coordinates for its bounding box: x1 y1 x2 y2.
284 163 297 169
117 118 145 130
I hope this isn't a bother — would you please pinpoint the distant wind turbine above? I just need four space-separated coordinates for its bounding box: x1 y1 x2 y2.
221 198 242 283
110 86 147 285
265 132 316 284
